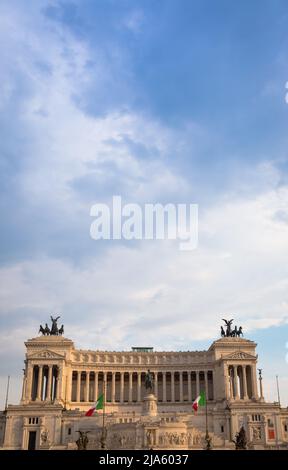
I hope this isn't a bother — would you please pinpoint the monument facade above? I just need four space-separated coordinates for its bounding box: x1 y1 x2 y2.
1 318 288 450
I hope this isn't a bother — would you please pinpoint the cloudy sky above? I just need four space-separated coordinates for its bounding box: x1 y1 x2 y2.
1 0 288 407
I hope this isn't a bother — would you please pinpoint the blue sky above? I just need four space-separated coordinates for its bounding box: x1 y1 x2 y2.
0 0 288 407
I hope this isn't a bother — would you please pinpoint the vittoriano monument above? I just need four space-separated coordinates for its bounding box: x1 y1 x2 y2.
2 316 288 450
39 315 64 336
220 319 243 338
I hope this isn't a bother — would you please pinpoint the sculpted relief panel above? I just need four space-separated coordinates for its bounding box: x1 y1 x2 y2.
158 428 203 448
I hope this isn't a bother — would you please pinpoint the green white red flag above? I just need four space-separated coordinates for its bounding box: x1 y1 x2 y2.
85 394 104 416
192 391 206 413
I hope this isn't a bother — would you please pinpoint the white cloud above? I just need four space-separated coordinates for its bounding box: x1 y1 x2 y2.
0 0 188 209
1 185 288 341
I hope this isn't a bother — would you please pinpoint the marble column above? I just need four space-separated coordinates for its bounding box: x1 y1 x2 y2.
233 366 239 400
70 371 74 401
242 365 248 400
36 366 43 400
252 365 259 399
229 368 234 399
179 371 183 402
211 371 215 400
26 366 33 401
188 371 192 402
196 371 200 397
55 366 61 400
46 365 52 401
76 371 81 402
94 372 98 401
171 371 175 402
65 371 71 404
205 370 209 400
137 372 141 402
121 372 125 403
162 372 167 402
111 372 116 403
128 372 133 402
85 372 90 402
103 372 107 398
154 372 158 397
224 365 230 399
21 372 27 402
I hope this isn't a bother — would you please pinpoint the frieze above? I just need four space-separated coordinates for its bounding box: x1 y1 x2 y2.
28 350 65 360
70 351 210 365
222 351 257 361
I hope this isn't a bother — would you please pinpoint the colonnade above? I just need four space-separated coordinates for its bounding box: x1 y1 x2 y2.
227 364 258 400
70 370 214 403
25 365 60 401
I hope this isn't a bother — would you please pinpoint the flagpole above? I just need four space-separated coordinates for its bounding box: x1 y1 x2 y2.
101 379 106 449
205 396 208 436
204 392 211 450
276 375 281 406
5 376 10 411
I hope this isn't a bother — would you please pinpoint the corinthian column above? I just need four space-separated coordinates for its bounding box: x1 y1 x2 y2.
171 371 175 402
120 372 125 403
85 372 90 402
111 372 116 403
242 365 248 400
224 365 230 399
26 366 33 401
162 372 167 402
154 372 158 397
94 372 98 401
204 371 209 400
56 366 62 400
46 366 52 401
128 372 133 402
233 366 239 400
188 371 192 401
136 373 141 402
179 372 183 402
196 371 200 397
251 365 259 400
76 371 81 402
21 372 27 402
36 366 43 401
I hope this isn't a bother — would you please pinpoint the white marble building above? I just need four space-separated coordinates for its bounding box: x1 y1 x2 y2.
1 332 288 450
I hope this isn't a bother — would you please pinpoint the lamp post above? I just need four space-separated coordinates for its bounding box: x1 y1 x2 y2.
204 397 212 450
258 369 264 401
100 380 107 449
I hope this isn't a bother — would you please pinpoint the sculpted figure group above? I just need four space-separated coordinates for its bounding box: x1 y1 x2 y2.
39 316 64 336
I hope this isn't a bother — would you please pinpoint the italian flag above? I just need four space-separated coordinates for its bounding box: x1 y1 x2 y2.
192 391 206 413
85 394 104 416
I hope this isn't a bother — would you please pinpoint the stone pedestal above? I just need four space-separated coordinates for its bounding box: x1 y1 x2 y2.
142 394 158 417
39 443 51 450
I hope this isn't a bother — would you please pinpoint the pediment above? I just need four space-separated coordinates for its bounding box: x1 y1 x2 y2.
28 349 65 360
222 351 256 360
